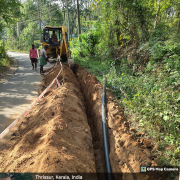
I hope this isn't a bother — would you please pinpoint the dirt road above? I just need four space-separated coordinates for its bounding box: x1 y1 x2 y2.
0 52 54 133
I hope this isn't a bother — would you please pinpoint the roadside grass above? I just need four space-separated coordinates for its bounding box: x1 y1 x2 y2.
71 38 180 167
0 56 12 75
6 39 41 53
7 49 29 54
0 40 12 75
105 59 180 167
73 55 109 82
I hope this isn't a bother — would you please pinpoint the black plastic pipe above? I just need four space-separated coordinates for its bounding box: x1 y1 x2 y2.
102 75 113 180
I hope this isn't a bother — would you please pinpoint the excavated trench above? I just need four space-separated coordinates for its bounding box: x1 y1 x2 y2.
0 63 174 180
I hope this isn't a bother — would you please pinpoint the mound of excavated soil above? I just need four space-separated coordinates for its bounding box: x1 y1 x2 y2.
0 64 97 178
0 62 174 180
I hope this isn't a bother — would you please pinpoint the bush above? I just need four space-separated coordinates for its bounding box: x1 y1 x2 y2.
80 31 100 56
71 21 180 166
0 40 11 74
71 38 81 58
0 40 6 58
149 23 170 43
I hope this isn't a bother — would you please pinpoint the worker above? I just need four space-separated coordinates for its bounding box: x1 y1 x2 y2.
29 44 38 70
51 31 58 44
39 45 48 75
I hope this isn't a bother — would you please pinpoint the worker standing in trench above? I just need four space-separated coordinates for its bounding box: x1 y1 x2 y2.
39 45 49 75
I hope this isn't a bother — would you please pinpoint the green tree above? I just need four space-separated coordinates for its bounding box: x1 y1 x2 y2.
0 0 21 32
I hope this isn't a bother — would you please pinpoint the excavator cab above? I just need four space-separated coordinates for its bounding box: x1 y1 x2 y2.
42 26 71 62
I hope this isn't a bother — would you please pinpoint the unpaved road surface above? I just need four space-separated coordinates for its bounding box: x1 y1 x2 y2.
0 52 54 133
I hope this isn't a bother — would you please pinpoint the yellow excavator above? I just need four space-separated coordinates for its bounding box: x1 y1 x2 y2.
41 26 72 62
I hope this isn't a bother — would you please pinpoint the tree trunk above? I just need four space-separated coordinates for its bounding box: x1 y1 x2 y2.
37 0 42 42
71 29 72 41
140 22 149 42
66 0 70 41
71 11 77 39
109 23 115 57
115 20 121 46
138 11 149 42
17 21 20 39
63 11 66 25
32 31 34 45
17 7 20 39
178 17 180 33
130 25 139 47
63 0 66 26
71 19 74 40
154 0 161 29
48 1 52 22
77 0 81 42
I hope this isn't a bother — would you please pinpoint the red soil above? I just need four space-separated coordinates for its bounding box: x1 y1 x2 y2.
0 63 174 180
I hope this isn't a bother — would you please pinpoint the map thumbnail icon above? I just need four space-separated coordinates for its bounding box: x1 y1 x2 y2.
141 167 146 172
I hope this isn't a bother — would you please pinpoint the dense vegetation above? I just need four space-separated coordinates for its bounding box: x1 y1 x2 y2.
0 0 180 166
0 0 21 74
0 40 12 75
71 0 180 166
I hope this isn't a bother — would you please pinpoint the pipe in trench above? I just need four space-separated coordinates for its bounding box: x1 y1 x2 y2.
102 74 113 180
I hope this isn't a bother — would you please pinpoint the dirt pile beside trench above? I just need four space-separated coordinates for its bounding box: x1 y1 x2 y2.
0 64 97 178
